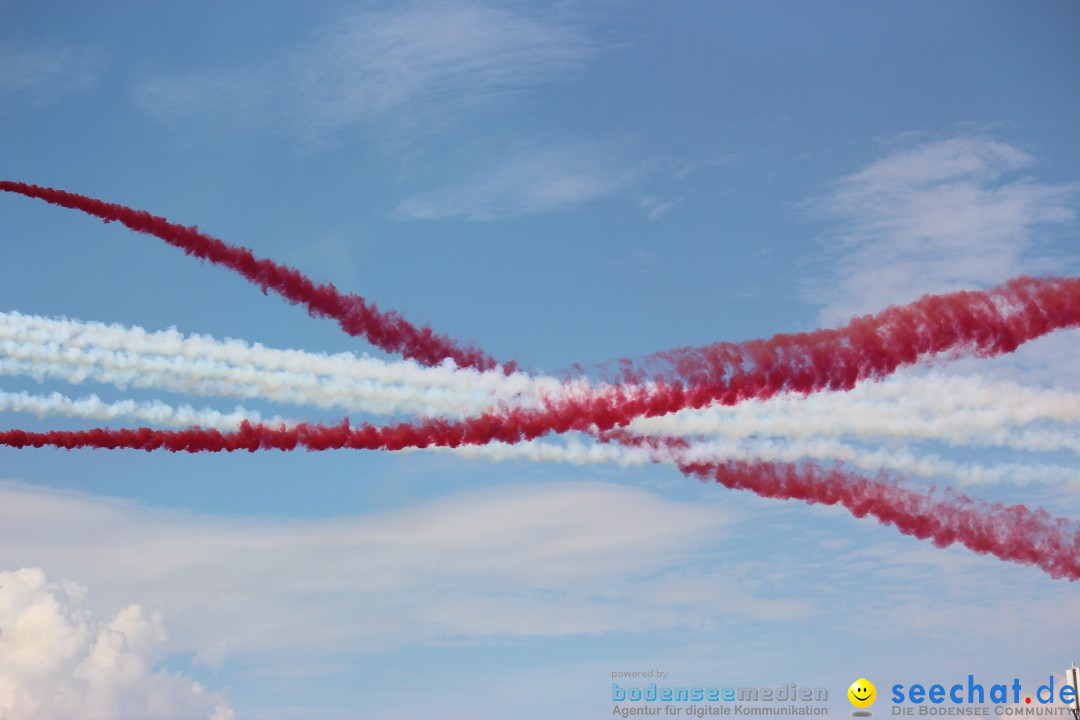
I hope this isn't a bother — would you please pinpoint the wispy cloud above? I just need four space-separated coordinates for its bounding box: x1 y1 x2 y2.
0 39 105 104
394 140 650 220
804 135 1078 325
133 3 598 142
0 480 741 668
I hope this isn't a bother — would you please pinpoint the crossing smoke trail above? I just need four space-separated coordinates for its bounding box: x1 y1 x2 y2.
5 179 1080 580
0 181 499 371
439 435 1080 487
2 421 1077 580
14 273 1071 453
2 276 1080 462
680 457 1080 581
6 378 1075 487
611 430 1080 580
629 373 1080 454
7 311 1080 452
6 183 1080 395
5 275 1080 450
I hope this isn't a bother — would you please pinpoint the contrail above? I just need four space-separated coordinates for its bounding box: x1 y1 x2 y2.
0 181 499 371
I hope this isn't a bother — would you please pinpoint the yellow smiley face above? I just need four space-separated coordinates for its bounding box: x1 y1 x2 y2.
848 678 876 708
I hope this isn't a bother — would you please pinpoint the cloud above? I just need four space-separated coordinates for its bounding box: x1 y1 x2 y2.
0 39 105 104
637 195 680 220
0 567 233 720
804 135 1078 325
0 480 749 669
394 140 649 220
133 3 597 142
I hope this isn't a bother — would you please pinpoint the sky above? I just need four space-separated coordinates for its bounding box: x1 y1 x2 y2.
1 1 1080 718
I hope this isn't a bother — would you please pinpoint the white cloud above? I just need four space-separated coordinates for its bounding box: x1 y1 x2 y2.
133 3 597 142
637 195 680 220
0 480 748 669
804 135 1078 325
394 140 647 220
0 567 233 720
0 39 105 103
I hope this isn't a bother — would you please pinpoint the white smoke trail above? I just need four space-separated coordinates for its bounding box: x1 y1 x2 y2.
0 310 571 414
628 373 1080 454
0 387 281 429
0 350 487 417
2 382 1075 489
4 311 1080 457
428 435 1080 488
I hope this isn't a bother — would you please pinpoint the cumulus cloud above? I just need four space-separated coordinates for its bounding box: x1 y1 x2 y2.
804 134 1078 325
0 567 232 720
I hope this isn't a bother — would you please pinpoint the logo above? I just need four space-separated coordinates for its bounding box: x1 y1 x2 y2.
849 678 877 717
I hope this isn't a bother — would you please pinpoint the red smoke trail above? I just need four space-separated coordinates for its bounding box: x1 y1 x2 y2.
604 274 1080 389
597 429 1080 581
3 422 1076 580
5 181 1080 391
0 181 499 371
3 275 1080 454
679 458 1080 581
6 180 1080 580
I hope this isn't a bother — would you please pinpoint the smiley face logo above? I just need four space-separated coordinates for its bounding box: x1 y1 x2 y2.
848 678 876 709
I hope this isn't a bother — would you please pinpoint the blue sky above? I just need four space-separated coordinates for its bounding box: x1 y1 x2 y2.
1 2 1079 718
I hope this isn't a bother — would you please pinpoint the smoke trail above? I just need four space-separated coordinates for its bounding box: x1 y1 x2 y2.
629 372 1080 454
0 387 281 429
8 311 1080 452
2 269 1080 455
7 272 1080 462
1 415 1076 491
0 181 499 371
432 434 1080 487
6 182 1080 412
3 422 1075 580
600 430 1080 580
0 346 500 417
5 376 1073 488
6 181 1080 579
679 457 1080 581
0 311 550 400
187 271 1080 449
6 330 1078 457
0 310 557 410
599 275 1080 388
